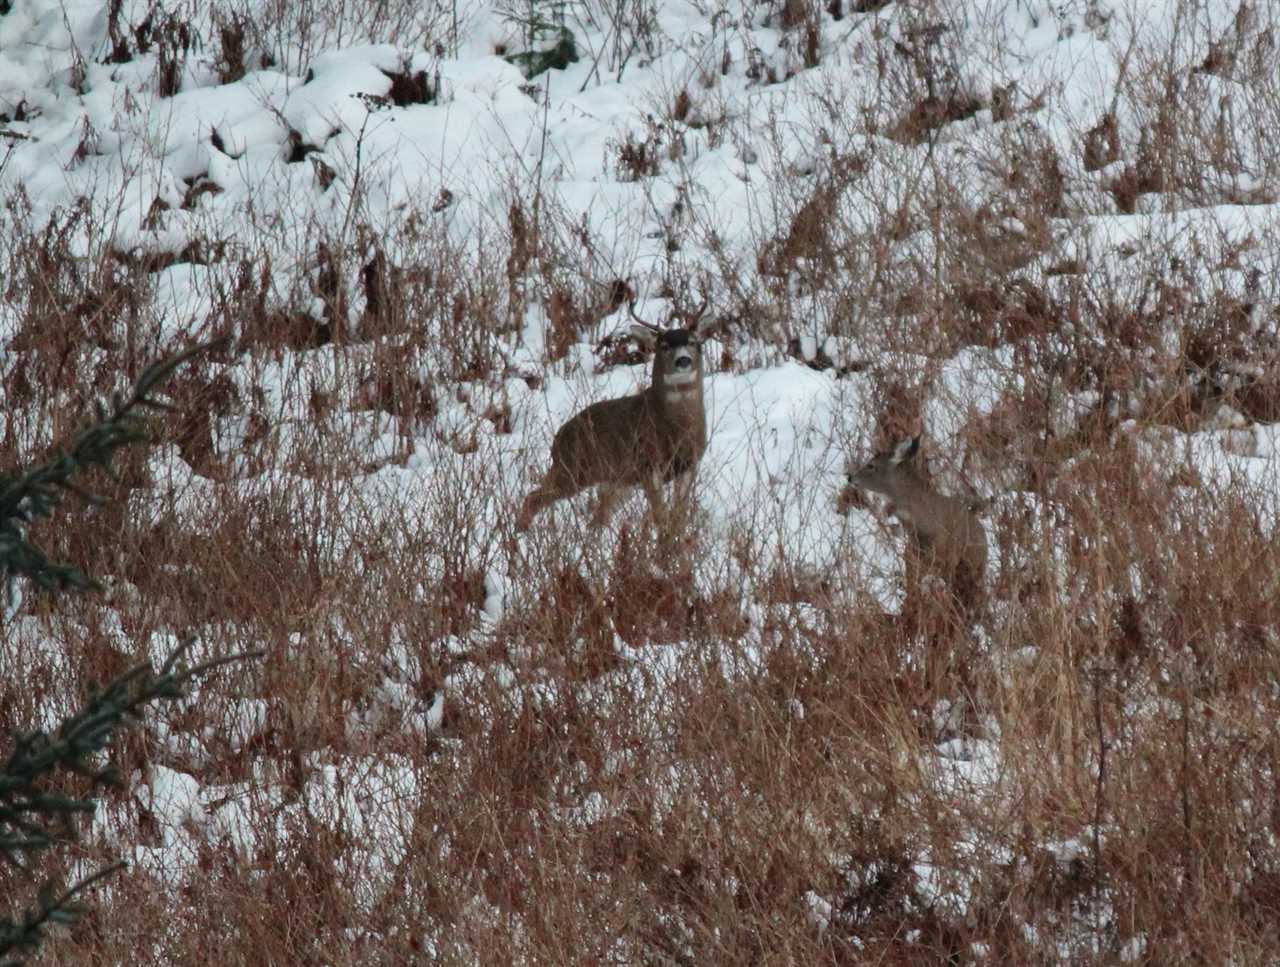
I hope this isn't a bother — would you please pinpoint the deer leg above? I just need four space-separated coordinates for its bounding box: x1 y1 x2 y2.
670 471 698 521
516 487 554 532
641 471 667 526
516 468 580 533
646 471 698 545
900 542 926 639
589 484 626 528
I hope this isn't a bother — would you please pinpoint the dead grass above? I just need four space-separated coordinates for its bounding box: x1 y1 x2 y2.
5 0 1280 963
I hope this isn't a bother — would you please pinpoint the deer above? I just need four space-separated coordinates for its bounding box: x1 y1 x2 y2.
842 435 988 609
515 299 715 533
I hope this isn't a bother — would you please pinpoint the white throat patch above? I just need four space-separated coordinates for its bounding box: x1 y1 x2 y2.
664 385 700 405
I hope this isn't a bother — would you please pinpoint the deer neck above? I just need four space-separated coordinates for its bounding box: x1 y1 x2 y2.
647 381 704 428
891 474 959 536
880 470 929 506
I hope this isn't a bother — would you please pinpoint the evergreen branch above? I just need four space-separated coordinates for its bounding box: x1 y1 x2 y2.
0 338 227 593
0 337 256 964
0 638 262 962
0 639 264 857
0 861 127 965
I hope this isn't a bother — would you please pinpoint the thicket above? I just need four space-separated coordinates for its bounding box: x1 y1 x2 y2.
0 344 259 964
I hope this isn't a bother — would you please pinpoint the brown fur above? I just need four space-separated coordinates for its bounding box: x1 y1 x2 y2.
517 323 711 532
844 436 987 606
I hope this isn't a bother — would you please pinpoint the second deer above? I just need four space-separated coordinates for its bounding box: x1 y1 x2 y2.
843 435 988 606
516 300 714 533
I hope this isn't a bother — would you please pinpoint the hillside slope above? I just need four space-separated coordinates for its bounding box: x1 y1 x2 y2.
2 0 1280 961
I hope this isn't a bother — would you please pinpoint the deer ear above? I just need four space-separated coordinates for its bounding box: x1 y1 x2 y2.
629 323 658 346
891 436 919 465
692 314 717 340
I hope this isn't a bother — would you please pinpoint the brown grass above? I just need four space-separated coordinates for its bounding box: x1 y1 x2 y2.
6 0 1280 963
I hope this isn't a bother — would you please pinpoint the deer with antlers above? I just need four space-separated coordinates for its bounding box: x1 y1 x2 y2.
516 298 714 532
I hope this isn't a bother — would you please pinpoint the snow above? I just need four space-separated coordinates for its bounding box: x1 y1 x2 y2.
3 0 1280 956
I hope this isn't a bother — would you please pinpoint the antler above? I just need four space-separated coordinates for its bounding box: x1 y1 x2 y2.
628 291 712 334
681 291 710 328
673 287 712 335
627 299 661 332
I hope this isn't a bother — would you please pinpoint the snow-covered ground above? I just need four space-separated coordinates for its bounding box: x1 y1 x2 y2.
3 0 1280 959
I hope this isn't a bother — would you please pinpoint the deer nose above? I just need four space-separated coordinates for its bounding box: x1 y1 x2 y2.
673 353 693 370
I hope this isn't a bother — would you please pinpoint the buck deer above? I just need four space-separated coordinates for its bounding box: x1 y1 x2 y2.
843 435 988 606
516 299 714 533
